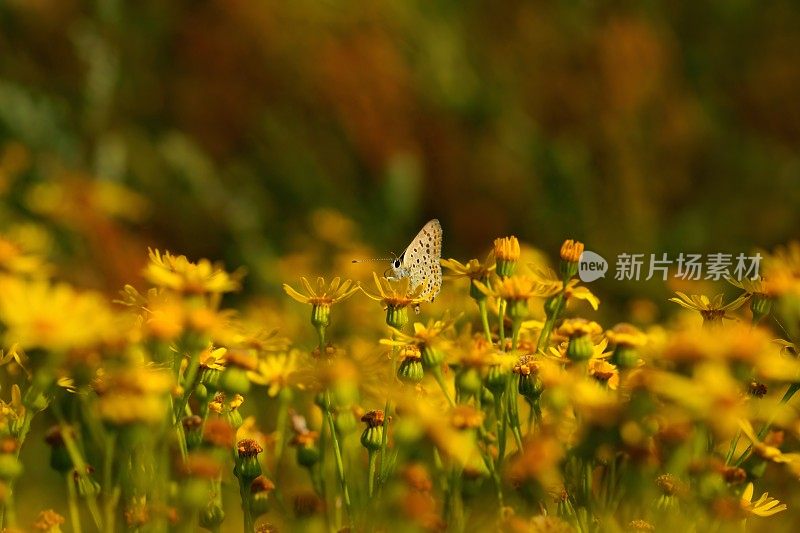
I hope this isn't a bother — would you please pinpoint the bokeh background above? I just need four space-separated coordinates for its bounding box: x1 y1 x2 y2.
2 0 800 305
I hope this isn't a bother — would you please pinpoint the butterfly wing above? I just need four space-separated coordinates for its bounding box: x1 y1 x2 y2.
401 219 442 302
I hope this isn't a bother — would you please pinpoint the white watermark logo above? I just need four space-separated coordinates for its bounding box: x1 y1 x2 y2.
577 251 762 283
578 251 608 282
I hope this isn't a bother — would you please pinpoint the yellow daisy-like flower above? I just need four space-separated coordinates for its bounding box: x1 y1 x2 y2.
668 292 748 326
0 235 51 277
144 248 242 295
473 275 557 302
605 323 647 348
249 350 300 397
762 242 800 297
740 482 787 517
727 276 771 297
555 318 603 339
0 276 120 352
282 276 360 306
530 265 601 310
441 253 495 282
361 272 430 308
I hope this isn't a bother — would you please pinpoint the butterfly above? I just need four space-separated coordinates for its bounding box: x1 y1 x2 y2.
387 219 443 302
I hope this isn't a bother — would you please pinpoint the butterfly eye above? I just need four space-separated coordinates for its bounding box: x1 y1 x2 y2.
393 259 401 268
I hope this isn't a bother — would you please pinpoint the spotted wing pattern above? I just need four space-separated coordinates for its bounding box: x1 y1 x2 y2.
401 219 442 301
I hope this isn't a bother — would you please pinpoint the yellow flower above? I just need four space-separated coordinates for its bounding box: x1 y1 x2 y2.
530 266 600 310
762 242 800 297
493 236 520 262
441 253 495 281
727 276 771 297
474 275 557 302
738 420 800 472
668 292 748 325
559 239 584 264
494 236 521 277
605 323 647 348
249 350 300 397
32 509 65 532
144 248 242 295
555 318 602 339
361 272 430 308
282 276 360 306
0 235 51 277
740 482 787 517
0 276 119 352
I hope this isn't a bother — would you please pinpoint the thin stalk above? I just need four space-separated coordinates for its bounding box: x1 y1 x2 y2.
498 299 507 348
432 368 455 407
239 481 254 533
367 450 378 498
477 299 493 344
325 391 352 522
66 474 83 533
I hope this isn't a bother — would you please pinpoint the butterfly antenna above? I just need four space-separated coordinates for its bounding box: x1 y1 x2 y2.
352 251 397 264
351 257 393 263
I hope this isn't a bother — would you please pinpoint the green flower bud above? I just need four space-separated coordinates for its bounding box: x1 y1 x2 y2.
397 358 424 384
750 293 772 324
0 454 22 481
335 408 358 434
250 476 275 517
311 303 331 329
456 367 482 397
314 392 330 411
234 439 263 483
470 278 488 301
179 478 210 510
507 298 529 322
218 367 251 395
387 305 409 330
567 335 593 361
421 345 444 368
200 502 225 529
182 416 204 450
360 426 384 452
484 365 508 394
296 445 321 468
75 471 101 498
611 345 639 369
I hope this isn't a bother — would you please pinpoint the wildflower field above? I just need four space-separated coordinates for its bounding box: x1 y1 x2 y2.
2 212 800 532
3 2 800 532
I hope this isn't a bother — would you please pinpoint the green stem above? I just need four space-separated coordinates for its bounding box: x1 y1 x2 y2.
367 450 378 498
432 368 455 407
477 299 493 344
734 382 800 466
239 480 254 533
498 299 507 348
67 473 83 533
537 295 565 352
325 392 352 522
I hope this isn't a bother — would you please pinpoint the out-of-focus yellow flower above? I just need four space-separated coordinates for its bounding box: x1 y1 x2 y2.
0 235 51 277
555 318 602 339
283 276 359 307
474 275 557 302
0 276 120 352
144 248 243 295
32 509 65 532
605 323 647 347
668 292 748 325
249 350 300 397
740 482 787 517
738 420 800 473
94 365 174 426
530 266 600 310
762 242 800 297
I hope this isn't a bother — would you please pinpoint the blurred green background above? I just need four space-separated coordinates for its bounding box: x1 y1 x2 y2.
2 0 800 299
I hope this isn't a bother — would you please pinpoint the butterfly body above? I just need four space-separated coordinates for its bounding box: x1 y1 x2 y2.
387 219 443 302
